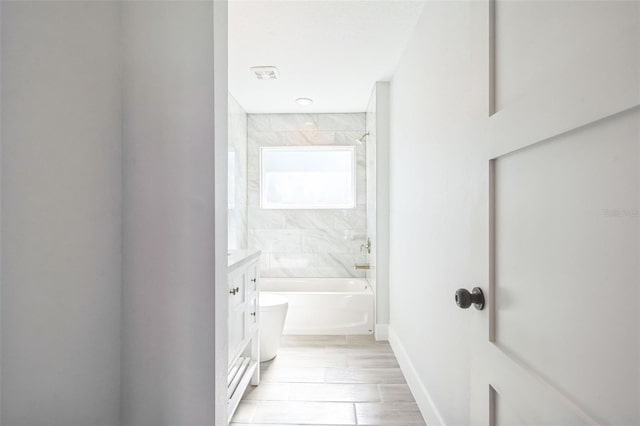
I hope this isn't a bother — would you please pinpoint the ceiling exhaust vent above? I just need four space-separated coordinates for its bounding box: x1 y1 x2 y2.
250 66 279 80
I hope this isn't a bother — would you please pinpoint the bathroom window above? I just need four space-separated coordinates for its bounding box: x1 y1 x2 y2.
260 146 356 209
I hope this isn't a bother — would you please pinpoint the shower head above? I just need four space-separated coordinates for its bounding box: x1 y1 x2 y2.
355 132 370 144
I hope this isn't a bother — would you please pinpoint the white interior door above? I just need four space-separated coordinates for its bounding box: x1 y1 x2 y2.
469 1 640 424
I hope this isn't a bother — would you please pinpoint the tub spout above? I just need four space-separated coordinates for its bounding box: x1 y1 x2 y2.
354 264 371 270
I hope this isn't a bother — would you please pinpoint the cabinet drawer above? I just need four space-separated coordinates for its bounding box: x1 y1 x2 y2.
228 269 245 309
247 262 259 295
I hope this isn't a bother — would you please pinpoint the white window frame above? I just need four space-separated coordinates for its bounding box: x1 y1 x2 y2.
259 145 357 210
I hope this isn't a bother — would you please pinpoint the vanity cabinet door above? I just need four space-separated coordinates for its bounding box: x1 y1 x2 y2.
227 251 263 421
228 304 246 360
246 261 259 294
228 269 245 309
246 296 258 333
229 268 247 360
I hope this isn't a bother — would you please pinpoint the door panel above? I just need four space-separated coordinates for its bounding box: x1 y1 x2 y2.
494 0 638 111
487 343 594 425
493 387 526 426
493 109 639 424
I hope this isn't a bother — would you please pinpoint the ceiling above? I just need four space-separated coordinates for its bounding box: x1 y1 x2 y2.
229 1 425 113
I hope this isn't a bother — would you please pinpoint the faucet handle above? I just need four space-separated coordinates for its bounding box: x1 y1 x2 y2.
360 238 372 254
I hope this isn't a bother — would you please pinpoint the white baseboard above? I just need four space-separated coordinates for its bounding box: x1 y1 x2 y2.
388 326 446 426
375 324 389 341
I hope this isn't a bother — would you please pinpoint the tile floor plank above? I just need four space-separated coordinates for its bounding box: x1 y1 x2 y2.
269 353 348 369
232 335 425 425
325 367 406 384
378 384 416 402
280 335 347 347
346 353 400 369
261 366 326 383
251 401 356 425
243 383 290 401
230 424 303 426
355 402 427 425
325 344 394 356
287 383 380 402
231 401 258 423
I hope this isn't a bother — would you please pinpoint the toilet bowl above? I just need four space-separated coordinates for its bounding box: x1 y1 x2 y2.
259 293 288 362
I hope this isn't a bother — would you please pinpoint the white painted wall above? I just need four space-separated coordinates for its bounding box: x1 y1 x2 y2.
120 2 219 425
1 2 122 424
388 7 477 420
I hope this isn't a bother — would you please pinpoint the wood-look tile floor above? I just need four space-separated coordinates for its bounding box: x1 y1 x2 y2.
231 335 426 426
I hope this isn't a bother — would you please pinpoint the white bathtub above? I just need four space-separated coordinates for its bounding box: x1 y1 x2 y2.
259 278 374 335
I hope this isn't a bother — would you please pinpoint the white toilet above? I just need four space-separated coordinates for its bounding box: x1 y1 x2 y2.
259 293 288 362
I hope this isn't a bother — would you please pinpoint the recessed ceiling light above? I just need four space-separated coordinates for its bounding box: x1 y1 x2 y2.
296 97 313 106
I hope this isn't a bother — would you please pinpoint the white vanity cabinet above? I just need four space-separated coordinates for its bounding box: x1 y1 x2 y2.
227 250 261 423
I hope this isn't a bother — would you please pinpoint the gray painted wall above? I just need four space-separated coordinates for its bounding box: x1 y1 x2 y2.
1 1 225 424
1 2 122 424
120 2 218 425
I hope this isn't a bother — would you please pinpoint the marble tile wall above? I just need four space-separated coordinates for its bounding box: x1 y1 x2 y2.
247 113 368 278
228 94 248 249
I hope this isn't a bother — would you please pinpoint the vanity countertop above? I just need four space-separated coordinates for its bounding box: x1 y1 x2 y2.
228 249 261 270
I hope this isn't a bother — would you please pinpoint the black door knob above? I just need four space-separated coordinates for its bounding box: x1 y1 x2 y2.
455 287 485 310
